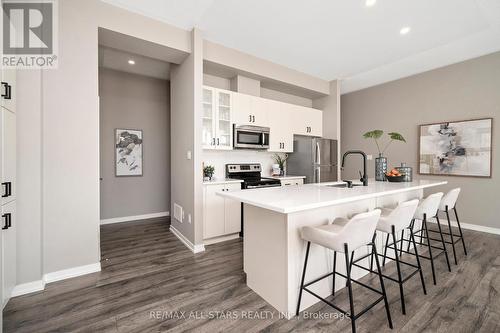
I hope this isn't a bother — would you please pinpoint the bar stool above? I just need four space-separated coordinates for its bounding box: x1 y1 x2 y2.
296 210 393 333
438 188 467 264
409 192 451 285
353 199 425 315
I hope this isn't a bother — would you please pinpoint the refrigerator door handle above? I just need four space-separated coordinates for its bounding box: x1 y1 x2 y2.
314 166 321 183
316 141 321 165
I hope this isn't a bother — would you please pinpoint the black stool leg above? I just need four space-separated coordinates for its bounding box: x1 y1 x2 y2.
372 239 393 329
445 206 458 265
436 215 451 272
346 251 354 287
296 241 311 316
332 251 337 295
400 230 404 257
382 233 390 267
392 225 406 315
407 219 414 252
454 207 467 255
410 227 427 295
422 215 437 285
344 243 356 333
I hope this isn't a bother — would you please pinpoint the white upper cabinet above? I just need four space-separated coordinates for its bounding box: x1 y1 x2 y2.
268 100 294 153
292 105 323 137
205 87 323 152
203 87 233 150
233 93 269 127
1 69 16 114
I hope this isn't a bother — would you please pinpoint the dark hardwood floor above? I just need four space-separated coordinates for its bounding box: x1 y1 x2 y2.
3 217 500 332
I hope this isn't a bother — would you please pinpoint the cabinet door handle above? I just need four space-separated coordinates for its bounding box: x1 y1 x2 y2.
1 82 11 100
2 213 10 230
1 182 11 198
249 115 252 122
252 115 255 123
212 138 216 146
217 138 220 146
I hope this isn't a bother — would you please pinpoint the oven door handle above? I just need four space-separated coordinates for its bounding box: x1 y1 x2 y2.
246 184 281 189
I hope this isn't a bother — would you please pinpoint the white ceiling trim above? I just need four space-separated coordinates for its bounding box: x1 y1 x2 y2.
341 28 500 94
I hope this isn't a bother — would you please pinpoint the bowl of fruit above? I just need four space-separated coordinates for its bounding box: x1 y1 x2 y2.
385 168 406 182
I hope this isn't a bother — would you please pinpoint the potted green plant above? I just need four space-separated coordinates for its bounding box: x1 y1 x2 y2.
273 153 289 176
203 165 215 181
363 130 406 181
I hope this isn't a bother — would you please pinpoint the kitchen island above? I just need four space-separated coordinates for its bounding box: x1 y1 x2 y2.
218 179 447 318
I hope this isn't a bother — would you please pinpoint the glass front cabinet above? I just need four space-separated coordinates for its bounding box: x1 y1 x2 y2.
202 86 233 150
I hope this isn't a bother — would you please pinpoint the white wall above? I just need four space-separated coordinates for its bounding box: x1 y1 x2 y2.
42 0 100 274
14 0 194 288
202 150 277 180
203 74 314 107
16 70 43 284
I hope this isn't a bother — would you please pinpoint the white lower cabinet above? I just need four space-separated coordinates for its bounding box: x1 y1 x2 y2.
280 178 304 186
203 183 242 241
1 199 16 308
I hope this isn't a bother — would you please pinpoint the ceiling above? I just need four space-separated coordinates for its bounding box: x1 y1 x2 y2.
102 0 500 93
98 46 171 80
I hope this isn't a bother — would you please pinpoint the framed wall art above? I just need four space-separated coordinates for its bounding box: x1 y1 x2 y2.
115 129 143 177
419 118 492 178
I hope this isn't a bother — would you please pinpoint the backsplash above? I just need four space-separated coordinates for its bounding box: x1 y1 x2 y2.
202 150 277 179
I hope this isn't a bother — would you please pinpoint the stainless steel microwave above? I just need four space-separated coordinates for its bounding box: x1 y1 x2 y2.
233 125 270 149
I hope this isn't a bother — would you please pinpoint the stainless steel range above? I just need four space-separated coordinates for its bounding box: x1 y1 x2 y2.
226 163 281 189
226 163 281 237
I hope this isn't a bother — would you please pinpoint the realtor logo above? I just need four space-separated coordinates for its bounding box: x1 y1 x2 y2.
2 0 58 68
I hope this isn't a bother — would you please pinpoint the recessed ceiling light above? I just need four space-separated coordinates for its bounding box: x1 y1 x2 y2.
400 27 411 35
365 0 376 7
128 59 135 65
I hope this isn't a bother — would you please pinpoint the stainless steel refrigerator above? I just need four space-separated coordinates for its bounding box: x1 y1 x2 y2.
287 136 338 183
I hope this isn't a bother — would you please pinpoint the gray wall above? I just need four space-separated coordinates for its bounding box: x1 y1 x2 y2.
341 51 500 229
99 68 170 220
170 29 204 246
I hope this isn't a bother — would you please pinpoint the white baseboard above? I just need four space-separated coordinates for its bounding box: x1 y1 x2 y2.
10 262 101 298
43 262 101 284
100 211 170 225
11 280 46 297
170 225 205 253
428 218 500 235
203 233 240 245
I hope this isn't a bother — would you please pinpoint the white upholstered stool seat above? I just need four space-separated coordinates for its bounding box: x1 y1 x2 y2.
414 192 443 220
297 209 393 333
437 188 467 265
371 199 423 315
301 211 381 253
410 192 451 285
376 199 419 234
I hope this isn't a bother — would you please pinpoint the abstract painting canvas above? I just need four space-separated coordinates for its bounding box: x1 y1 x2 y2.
419 118 492 177
115 129 143 176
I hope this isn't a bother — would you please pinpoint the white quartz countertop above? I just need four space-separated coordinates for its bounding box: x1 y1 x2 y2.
203 178 243 185
218 179 447 213
266 175 306 180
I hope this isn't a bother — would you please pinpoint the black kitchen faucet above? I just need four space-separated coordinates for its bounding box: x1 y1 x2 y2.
341 150 368 187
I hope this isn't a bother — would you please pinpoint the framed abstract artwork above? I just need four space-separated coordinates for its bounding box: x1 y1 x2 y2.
115 129 143 177
419 118 492 178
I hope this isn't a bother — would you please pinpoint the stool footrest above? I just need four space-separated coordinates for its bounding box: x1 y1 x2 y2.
303 287 349 316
